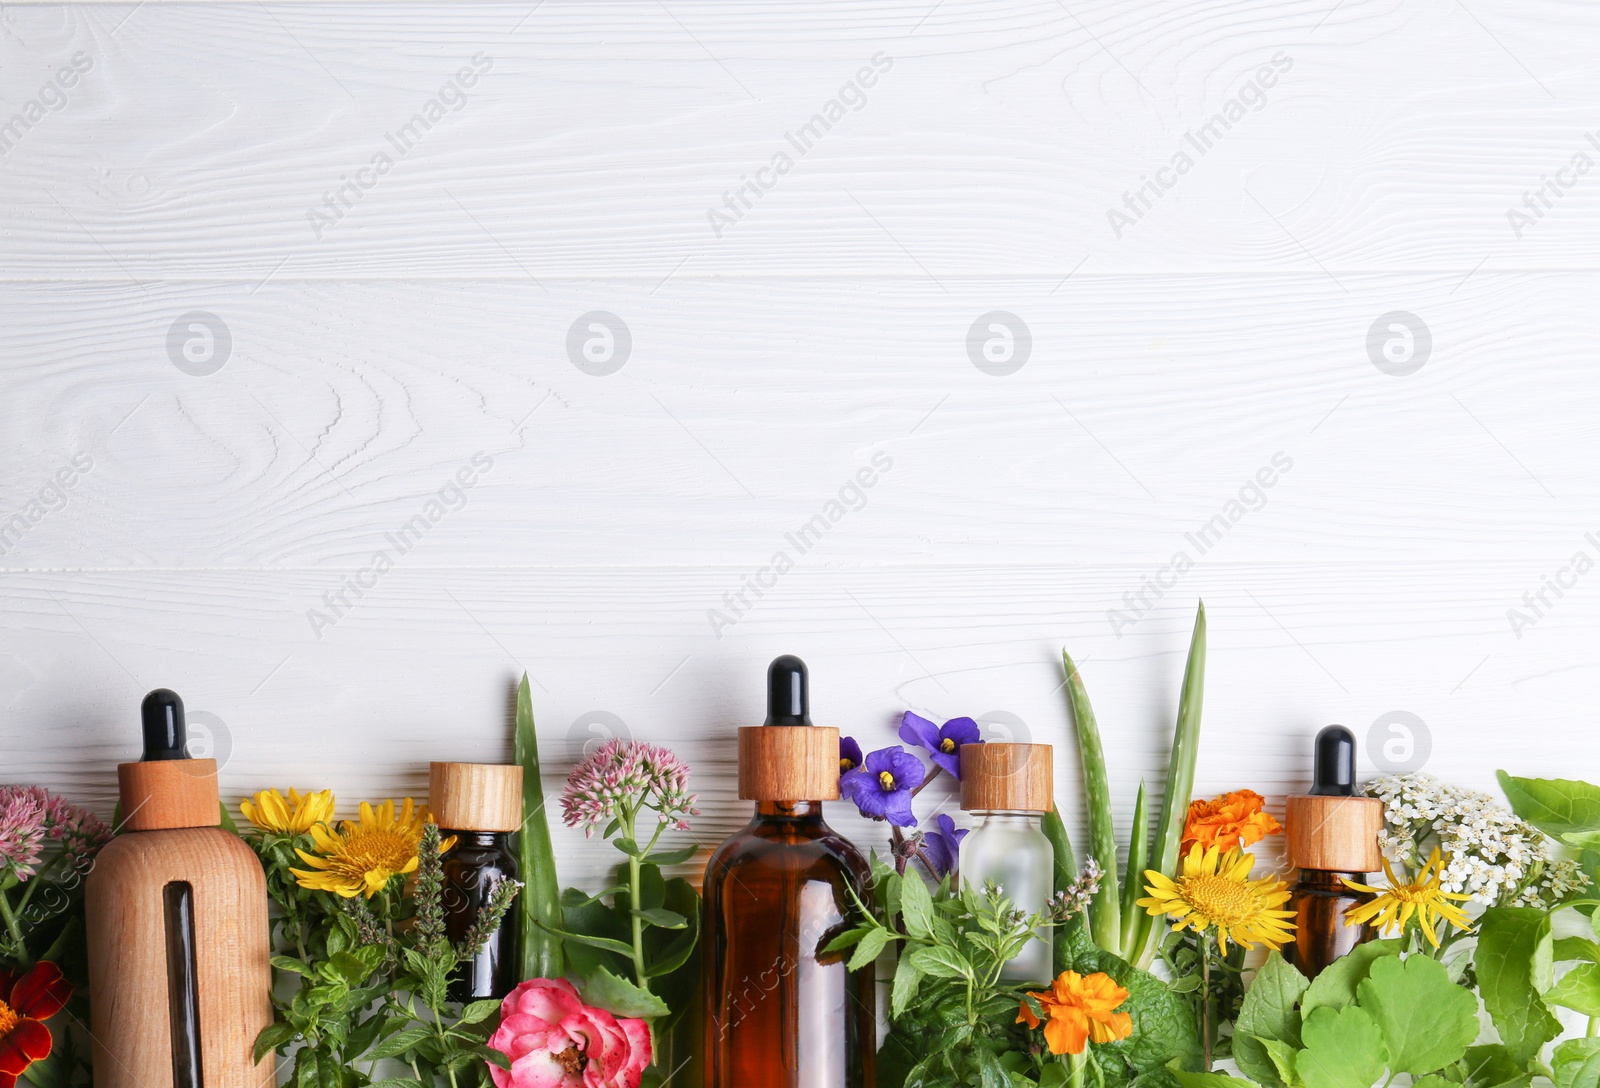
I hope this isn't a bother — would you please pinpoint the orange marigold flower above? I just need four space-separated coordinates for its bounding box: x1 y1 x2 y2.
1016 970 1133 1056
1181 789 1282 852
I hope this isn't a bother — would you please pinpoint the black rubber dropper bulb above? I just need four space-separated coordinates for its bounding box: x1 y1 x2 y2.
1308 724 1357 797
764 654 812 726
140 688 191 762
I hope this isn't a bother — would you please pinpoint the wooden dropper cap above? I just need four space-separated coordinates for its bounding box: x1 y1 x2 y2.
738 654 841 802
959 743 1053 813
1285 725 1383 872
429 762 524 832
116 689 221 831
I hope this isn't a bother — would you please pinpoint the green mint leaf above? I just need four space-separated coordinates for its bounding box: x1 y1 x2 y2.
1497 772 1600 839
901 870 936 941
891 950 921 1019
821 927 867 955
909 944 971 980
1171 1069 1260 1088
253 1021 299 1063
1296 1005 1388 1088
1356 952 1479 1074
1476 907 1561 1066
847 927 892 972
1300 939 1402 1017
363 1024 433 1061
1234 951 1309 1088
456 998 502 1025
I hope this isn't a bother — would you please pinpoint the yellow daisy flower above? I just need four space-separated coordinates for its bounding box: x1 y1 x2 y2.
240 788 336 835
1138 843 1296 952
290 798 450 898
1341 847 1473 948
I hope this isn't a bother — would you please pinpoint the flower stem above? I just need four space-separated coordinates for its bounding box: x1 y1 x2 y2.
0 892 29 965
624 805 648 988
1068 1050 1087 1088
1199 934 1213 1071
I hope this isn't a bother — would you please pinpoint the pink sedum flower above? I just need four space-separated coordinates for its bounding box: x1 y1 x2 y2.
560 739 698 838
0 785 112 884
487 978 650 1088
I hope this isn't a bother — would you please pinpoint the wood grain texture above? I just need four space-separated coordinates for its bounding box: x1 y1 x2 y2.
960 742 1053 813
3 0 1599 896
1 2 1598 279
429 760 522 832
117 757 222 830
1284 794 1383 872
738 725 841 800
86 828 273 1088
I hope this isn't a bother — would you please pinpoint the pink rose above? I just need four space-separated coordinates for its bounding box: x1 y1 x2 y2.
487 978 651 1088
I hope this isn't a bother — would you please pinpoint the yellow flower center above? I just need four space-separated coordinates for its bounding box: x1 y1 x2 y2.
840 758 855 772
1179 873 1258 925
940 738 957 753
0 998 18 1037
1387 881 1435 904
326 826 416 882
879 771 897 791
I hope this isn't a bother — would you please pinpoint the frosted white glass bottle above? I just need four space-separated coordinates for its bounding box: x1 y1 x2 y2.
957 742 1054 984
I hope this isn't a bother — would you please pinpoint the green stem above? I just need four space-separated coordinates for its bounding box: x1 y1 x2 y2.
0 893 29 965
11 852 66 924
1589 1017 1597 1038
1199 935 1213 1072
1068 1050 1087 1088
624 806 647 988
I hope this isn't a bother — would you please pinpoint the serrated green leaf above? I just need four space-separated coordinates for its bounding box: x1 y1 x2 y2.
1300 939 1402 1016
1234 952 1308 1088
909 944 971 980
456 998 502 1025
481 1046 513 1073
821 927 867 955
891 951 921 1018
1356 953 1479 1074
364 1025 432 1061
847 927 891 972
1476 907 1561 1066
1260 1039 1298 1088
901 871 936 941
367 1079 428 1088
253 1021 298 1063
1498 772 1600 839
271 955 312 976
574 964 671 1019
1296 1005 1387 1088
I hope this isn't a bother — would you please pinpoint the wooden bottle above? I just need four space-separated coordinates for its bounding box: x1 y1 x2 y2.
86 689 272 1088
702 655 875 1088
1283 725 1384 979
429 761 522 1000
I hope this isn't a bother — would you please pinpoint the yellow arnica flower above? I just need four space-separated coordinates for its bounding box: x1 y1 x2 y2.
1342 847 1473 948
240 788 336 835
290 798 450 898
1016 970 1133 1056
1138 843 1296 952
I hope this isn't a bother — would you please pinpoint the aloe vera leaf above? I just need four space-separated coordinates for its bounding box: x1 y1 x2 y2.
515 673 565 980
1119 779 1150 961
1135 600 1206 968
1062 648 1121 956
1043 805 1078 975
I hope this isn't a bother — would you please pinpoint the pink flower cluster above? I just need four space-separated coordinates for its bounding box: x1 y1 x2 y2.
0 785 111 883
487 978 650 1088
559 739 698 838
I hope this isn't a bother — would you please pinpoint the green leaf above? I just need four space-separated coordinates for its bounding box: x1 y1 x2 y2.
891 951 921 1019
574 964 671 1019
457 998 502 1025
1259 1039 1299 1088
901 871 936 941
364 1025 432 1061
1557 938 1600 964
1548 963 1600 1016
1356 953 1479 1074
1120 779 1152 962
1234 952 1309 1087
632 907 687 930
253 1021 299 1063
1042 805 1078 975
481 1047 514 1073
847 927 891 972
1476 907 1561 1066
1554 1039 1600 1088
645 844 699 867
271 955 312 977
909 944 971 980
1300 939 1402 1017
327 949 380 987
1415 1078 1457 1088
533 922 637 960
1063 646 1122 955
1497 772 1600 839
1463 1044 1533 1088
822 927 867 955
367 1079 428 1088
514 673 565 980
1171 1071 1259 1088
1296 1005 1388 1088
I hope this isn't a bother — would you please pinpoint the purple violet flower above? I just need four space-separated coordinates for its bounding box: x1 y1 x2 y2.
898 712 983 778
919 813 968 880
841 746 925 827
838 737 865 799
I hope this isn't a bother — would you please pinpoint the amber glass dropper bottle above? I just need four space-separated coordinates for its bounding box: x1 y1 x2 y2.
702 655 876 1088
1284 725 1384 978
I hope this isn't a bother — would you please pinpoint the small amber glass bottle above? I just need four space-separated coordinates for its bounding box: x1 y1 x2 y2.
703 655 876 1088
429 761 523 1001
1284 726 1384 978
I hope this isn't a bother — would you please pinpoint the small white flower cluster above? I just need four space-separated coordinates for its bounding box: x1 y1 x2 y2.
1048 856 1104 923
1364 773 1589 907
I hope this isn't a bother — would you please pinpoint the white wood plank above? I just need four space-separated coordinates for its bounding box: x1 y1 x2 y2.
2 565 1596 884
2 1 1598 279
2 273 1596 572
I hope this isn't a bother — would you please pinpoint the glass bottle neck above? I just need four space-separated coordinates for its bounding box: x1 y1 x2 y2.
972 810 1043 827
444 830 507 849
756 800 825 821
